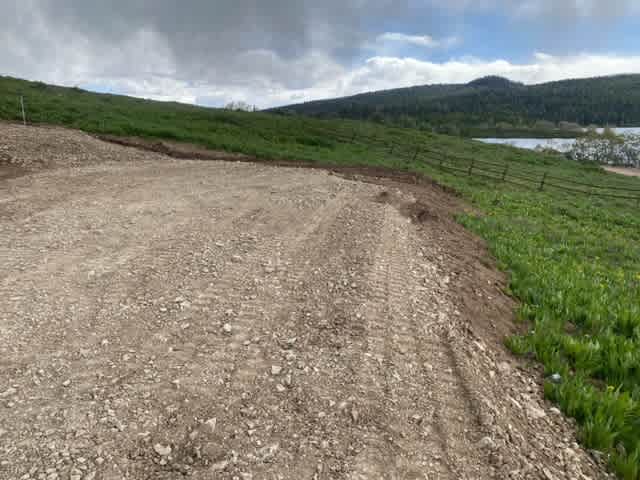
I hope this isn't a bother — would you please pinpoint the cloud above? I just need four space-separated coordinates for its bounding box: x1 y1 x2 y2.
61 52 640 109
1 1 640 110
376 33 460 49
435 0 640 19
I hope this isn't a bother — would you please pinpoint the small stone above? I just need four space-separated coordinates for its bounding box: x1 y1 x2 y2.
84 472 96 480
527 405 547 420
205 418 217 433
497 362 511 373
276 384 286 393
62 380 71 387
549 407 562 416
0 387 17 398
231 255 242 263
350 408 359 423
271 366 283 376
154 443 172 457
478 436 496 450
95 458 104 466
549 373 563 384
211 460 229 472
222 324 233 335
258 444 279 462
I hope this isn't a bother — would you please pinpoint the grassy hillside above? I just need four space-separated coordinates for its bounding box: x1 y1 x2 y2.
2 75 640 478
271 74 640 135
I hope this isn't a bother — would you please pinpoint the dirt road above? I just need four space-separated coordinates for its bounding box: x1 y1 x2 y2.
0 125 608 479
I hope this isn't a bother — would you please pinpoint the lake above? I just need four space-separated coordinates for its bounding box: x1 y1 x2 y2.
475 127 640 152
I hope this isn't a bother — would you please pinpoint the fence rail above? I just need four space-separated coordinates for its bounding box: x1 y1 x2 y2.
329 129 640 203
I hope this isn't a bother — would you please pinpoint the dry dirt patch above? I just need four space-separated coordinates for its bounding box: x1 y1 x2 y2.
603 166 640 178
0 124 609 479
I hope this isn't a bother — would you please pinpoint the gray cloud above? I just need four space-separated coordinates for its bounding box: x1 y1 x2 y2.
1 1 639 108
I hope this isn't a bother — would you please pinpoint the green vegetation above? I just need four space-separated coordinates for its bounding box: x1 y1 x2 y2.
2 75 640 478
271 74 640 136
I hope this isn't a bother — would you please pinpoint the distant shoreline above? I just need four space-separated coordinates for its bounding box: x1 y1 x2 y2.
470 126 640 139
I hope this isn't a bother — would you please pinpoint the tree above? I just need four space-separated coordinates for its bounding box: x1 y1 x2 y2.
569 131 640 166
225 101 256 112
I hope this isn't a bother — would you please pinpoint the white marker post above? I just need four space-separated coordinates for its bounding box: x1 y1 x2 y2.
20 96 26 126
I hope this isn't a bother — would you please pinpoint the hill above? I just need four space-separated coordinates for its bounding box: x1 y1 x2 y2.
271 74 640 136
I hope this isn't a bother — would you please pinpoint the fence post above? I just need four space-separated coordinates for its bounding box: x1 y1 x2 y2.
389 143 394 155
501 163 509 182
468 158 475 176
413 148 420 162
539 172 548 191
20 96 26 126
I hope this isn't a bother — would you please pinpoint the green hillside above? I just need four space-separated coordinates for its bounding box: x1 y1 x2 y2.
271 74 640 136
2 75 640 479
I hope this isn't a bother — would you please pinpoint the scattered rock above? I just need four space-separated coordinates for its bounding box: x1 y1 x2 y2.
497 361 511 374
205 417 217 433
549 373 563 384
271 365 283 376
350 408 359 423
154 443 172 457
0 387 17 398
211 460 229 472
478 436 496 450
258 444 279 463
527 404 547 420
222 323 233 335
410 414 423 424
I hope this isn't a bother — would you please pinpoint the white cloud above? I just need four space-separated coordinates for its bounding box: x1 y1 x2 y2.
13 49 640 109
376 32 460 49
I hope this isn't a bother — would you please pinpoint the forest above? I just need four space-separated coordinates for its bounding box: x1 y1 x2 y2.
271 74 640 136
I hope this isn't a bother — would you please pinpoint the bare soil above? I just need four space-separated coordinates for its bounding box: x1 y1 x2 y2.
0 124 609 479
603 166 640 178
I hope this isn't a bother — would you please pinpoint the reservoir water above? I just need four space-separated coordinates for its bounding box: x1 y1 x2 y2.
475 127 640 152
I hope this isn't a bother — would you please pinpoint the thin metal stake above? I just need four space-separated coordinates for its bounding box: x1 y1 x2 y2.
539 172 548 191
501 164 509 182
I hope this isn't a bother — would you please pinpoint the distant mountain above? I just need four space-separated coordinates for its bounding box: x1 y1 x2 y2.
271 74 640 135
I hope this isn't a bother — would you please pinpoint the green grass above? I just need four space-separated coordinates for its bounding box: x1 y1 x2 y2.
2 75 640 478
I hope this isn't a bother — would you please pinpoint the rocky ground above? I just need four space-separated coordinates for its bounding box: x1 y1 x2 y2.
0 123 610 479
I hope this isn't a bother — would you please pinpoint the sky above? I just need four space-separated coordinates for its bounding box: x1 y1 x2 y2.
1 0 640 109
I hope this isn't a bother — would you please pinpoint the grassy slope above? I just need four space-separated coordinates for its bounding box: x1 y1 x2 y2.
2 76 640 478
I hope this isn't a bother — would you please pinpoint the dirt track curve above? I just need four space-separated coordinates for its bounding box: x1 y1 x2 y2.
0 124 609 479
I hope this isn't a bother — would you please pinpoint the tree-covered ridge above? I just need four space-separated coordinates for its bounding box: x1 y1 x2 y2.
272 74 640 134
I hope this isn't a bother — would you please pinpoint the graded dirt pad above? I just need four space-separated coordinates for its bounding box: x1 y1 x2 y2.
0 124 609 480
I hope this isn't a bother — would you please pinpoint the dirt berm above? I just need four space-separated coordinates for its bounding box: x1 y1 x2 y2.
0 124 609 479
